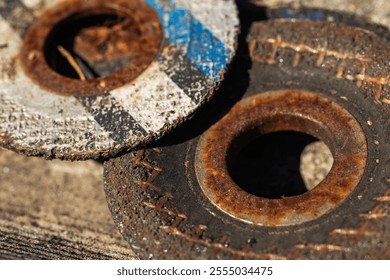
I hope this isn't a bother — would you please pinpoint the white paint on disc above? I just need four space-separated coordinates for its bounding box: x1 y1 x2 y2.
0 0 239 160
175 0 239 48
112 62 196 133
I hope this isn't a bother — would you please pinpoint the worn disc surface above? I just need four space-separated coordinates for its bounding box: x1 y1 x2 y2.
104 20 390 259
0 0 238 160
253 0 390 31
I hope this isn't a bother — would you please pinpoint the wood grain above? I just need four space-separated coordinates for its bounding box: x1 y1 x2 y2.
0 148 137 260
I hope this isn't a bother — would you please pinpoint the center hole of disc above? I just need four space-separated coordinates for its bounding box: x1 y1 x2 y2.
227 131 334 199
45 11 135 80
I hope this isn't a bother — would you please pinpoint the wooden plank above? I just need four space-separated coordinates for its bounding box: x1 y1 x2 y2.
0 148 137 260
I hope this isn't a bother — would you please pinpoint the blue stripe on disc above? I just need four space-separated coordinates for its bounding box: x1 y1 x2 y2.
145 0 231 81
280 8 326 21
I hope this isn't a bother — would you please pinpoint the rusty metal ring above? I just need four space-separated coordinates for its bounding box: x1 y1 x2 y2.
20 0 163 97
104 20 389 259
195 90 367 227
0 0 238 160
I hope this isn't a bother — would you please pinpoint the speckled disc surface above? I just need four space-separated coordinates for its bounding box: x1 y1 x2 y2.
0 0 238 160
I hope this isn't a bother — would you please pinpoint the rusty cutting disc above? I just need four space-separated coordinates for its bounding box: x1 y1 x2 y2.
252 0 390 31
0 0 238 160
104 20 390 259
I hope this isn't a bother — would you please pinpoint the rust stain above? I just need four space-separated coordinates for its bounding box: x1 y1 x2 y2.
134 179 160 192
251 36 390 90
195 90 368 227
331 229 373 236
163 226 287 260
360 213 387 219
1 58 16 81
295 244 351 252
255 36 370 62
155 196 169 211
142 201 178 217
248 21 390 104
19 0 162 97
132 150 146 167
170 215 185 228
374 196 390 202
0 134 10 144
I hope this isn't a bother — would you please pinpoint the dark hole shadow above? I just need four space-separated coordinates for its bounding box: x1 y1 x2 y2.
227 131 318 199
45 13 121 79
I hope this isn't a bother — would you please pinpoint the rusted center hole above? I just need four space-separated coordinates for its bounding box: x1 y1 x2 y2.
45 12 133 79
227 130 334 199
20 0 162 96
195 90 367 226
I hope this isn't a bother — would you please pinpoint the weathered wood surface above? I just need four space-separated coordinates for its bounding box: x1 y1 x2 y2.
0 148 137 260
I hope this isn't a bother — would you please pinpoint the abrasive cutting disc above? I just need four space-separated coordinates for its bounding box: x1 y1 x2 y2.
104 19 390 259
0 0 238 160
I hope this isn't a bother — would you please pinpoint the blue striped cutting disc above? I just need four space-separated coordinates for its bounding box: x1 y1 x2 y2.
0 0 238 159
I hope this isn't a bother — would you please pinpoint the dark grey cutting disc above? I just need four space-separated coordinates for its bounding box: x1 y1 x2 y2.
104 20 390 259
